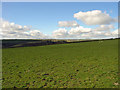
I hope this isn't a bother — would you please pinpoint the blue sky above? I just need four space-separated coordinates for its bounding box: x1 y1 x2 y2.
2 2 118 35
1 2 118 39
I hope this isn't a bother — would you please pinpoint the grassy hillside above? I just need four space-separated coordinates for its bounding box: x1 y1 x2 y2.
2 39 114 48
2 39 118 88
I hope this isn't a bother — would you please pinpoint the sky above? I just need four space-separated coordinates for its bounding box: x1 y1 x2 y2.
1 2 118 39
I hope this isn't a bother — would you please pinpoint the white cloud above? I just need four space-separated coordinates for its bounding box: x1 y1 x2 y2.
0 19 118 39
112 29 118 35
0 19 48 39
68 25 117 39
58 21 79 27
111 29 118 38
74 10 116 25
93 25 114 31
52 25 117 39
52 28 69 38
84 25 116 39
52 26 92 38
68 26 91 38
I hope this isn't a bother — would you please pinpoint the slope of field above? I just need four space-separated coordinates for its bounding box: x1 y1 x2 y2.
2 39 114 48
2 39 118 88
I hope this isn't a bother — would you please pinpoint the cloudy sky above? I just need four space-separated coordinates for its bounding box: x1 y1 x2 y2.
1 2 118 39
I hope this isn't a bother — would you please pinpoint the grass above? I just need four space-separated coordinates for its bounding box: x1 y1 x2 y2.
2 39 118 88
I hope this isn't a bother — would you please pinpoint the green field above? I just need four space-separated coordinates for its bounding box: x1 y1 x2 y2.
2 39 118 88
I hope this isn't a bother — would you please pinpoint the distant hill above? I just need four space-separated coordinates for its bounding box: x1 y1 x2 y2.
2 38 119 48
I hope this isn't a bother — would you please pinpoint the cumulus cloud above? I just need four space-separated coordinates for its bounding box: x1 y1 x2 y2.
0 19 118 39
74 10 116 25
58 21 79 27
52 26 92 38
0 19 48 39
52 28 69 38
1 20 30 32
112 29 118 35
82 25 117 39
52 27 116 39
68 26 91 38
52 25 118 39
93 25 114 31
111 29 118 37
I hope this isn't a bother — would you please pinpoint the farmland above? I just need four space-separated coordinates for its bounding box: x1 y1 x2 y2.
2 39 119 88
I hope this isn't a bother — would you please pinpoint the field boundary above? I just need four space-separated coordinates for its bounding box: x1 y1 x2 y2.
2 38 119 49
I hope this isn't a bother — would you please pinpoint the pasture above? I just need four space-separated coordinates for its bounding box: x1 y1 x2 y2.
2 39 118 88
